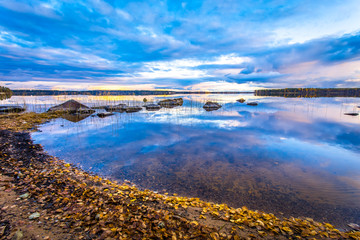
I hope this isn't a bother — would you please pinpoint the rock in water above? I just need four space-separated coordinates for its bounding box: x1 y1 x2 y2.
0 106 25 113
29 212 40 220
203 101 222 111
237 98 246 103
158 98 183 108
344 113 359 116
123 106 142 113
144 104 161 111
247 102 258 106
104 104 128 112
47 100 94 114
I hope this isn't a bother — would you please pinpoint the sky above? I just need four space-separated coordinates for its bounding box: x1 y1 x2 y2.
0 0 360 91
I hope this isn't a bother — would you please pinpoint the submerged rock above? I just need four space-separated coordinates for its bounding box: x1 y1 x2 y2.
247 102 258 106
237 98 246 103
97 112 114 118
124 106 142 113
158 98 183 108
144 104 162 111
344 112 359 116
348 223 360 231
203 101 222 111
0 106 25 113
48 100 94 114
104 104 127 112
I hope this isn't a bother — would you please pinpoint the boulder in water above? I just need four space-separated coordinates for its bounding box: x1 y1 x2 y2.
48 100 94 114
104 104 127 112
0 106 25 113
203 101 222 111
144 104 161 111
124 106 142 113
237 98 246 103
158 98 183 108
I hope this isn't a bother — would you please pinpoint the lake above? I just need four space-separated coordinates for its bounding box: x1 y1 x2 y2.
3 94 360 227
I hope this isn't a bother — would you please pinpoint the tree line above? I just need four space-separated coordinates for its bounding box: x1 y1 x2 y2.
0 86 12 100
255 88 360 98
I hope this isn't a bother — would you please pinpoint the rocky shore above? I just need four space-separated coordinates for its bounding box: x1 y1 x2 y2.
1 112 360 239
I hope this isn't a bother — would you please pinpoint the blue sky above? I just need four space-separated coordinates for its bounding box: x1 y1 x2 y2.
0 0 360 91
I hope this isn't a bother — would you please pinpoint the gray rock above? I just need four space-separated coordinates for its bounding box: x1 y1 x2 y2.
48 100 94 114
158 98 183 108
104 104 127 112
144 104 161 111
203 101 222 111
29 212 40 220
19 193 29 199
124 106 142 113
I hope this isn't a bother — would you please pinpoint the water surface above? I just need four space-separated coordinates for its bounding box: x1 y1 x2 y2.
6 94 360 227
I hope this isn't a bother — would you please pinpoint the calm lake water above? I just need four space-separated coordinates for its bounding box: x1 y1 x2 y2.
3 94 360 227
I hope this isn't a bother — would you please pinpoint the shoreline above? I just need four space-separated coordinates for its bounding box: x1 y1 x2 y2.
1 112 360 239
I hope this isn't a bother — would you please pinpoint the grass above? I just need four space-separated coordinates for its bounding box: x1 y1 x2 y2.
0 111 63 131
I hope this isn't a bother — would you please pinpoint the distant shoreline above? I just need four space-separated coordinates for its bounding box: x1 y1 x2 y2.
12 90 254 96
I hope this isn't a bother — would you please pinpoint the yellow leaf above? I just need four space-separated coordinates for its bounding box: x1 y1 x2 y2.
190 221 199 226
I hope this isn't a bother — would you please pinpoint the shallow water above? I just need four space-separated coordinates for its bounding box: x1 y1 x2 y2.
5 94 360 227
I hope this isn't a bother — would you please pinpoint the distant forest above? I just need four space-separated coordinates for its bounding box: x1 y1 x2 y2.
0 86 12 100
255 88 360 98
12 90 249 96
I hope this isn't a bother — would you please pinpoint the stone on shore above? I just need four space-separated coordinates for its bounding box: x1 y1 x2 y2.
29 212 40 220
203 101 222 111
47 100 94 114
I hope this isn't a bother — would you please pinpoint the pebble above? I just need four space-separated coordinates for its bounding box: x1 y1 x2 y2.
19 193 29 199
348 223 360 231
29 212 40 220
0 226 6 236
12 230 23 240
